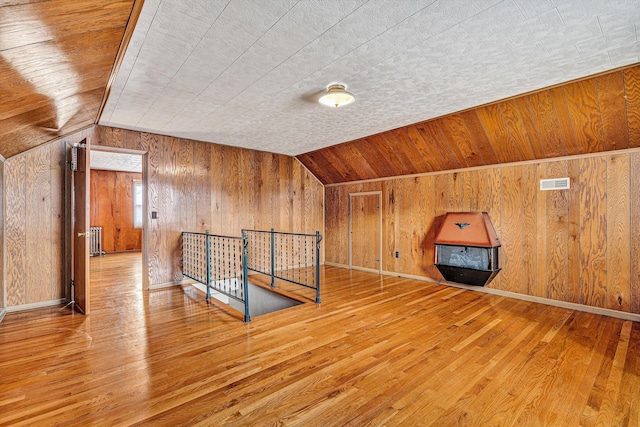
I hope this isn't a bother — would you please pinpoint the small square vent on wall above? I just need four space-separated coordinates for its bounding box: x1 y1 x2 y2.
540 177 570 191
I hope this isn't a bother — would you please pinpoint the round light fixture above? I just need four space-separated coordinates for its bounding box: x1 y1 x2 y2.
318 84 355 108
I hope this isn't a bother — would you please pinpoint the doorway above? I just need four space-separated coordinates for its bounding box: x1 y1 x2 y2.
89 147 147 290
349 192 382 274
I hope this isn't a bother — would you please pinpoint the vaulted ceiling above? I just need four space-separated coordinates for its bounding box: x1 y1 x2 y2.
2 0 640 184
299 65 640 184
100 0 640 157
0 0 136 159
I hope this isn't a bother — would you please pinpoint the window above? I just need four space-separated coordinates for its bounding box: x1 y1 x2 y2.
133 180 143 229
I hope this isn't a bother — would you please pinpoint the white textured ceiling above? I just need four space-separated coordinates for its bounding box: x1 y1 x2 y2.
91 150 142 173
99 0 640 156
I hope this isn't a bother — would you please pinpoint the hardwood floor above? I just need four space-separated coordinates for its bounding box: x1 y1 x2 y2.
0 252 639 426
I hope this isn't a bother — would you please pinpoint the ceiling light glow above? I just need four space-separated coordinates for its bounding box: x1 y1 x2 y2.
319 84 355 108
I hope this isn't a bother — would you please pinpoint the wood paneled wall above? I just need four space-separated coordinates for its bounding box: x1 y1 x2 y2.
4 127 94 307
90 169 142 252
325 150 640 314
299 64 640 184
94 126 324 287
0 159 4 310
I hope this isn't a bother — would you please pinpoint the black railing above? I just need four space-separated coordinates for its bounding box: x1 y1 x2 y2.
242 229 322 303
182 231 250 322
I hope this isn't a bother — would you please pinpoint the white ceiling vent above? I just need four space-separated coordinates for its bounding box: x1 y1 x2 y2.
540 177 570 191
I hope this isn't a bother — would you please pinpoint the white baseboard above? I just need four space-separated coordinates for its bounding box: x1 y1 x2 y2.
325 261 349 269
148 278 194 290
0 308 6 323
6 299 66 313
325 263 640 323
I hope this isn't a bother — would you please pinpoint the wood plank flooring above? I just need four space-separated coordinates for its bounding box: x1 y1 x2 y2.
0 252 639 426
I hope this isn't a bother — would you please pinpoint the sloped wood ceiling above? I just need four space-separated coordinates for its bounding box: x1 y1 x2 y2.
297 65 640 185
0 0 135 159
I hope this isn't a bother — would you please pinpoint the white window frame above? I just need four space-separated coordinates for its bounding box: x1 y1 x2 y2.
133 180 143 229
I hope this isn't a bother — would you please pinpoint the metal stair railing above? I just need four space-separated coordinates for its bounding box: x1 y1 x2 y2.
242 229 322 304
181 230 250 322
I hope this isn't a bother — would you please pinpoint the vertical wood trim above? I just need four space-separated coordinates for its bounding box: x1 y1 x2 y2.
500 166 525 293
50 141 65 299
348 194 352 269
630 152 640 313
606 154 631 310
624 67 640 148
382 181 395 272
194 142 211 231
522 164 537 296
535 163 548 298
486 168 502 290
5 156 26 306
379 192 383 274
546 161 570 302
0 160 4 309
567 159 580 304
578 156 607 307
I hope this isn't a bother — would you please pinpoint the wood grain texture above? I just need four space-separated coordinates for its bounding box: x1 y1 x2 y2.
0 160 3 309
350 194 380 271
624 67 640 148
536 162 548 298
382 180 396 272
5 155 26 307
567 159 580 304
551 86 581 156
50 140 65 299
521 164 537 296
89 169 142 252
1 254 639 425
298 64 640 185
486 167 502 290
0 0 135 158
477 103 520 163
632 152 640 313
93 125 324 288
25 146 52 303
500 166 524 294
72 144 90 313
563 79 604 153
596 72 629 151
545 160 568 301
606 154 630 311
325 150 639 313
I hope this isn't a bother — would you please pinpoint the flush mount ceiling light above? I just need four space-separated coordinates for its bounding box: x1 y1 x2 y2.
318 84 355 108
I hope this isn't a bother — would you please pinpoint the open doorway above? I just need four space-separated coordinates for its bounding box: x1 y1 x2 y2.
89 147 147 290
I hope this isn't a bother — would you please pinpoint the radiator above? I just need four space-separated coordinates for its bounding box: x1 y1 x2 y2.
90 226 105 256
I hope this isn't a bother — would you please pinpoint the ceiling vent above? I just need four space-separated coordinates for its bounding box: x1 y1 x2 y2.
540 177 570 191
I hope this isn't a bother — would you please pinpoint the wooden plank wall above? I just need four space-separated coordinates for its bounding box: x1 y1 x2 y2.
90 170 142 252
325 150 640 314
93 126 324 287
0 159 3 309
4 127 94 307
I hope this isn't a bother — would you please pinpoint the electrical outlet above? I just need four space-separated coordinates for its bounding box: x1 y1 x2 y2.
395 251 399 258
